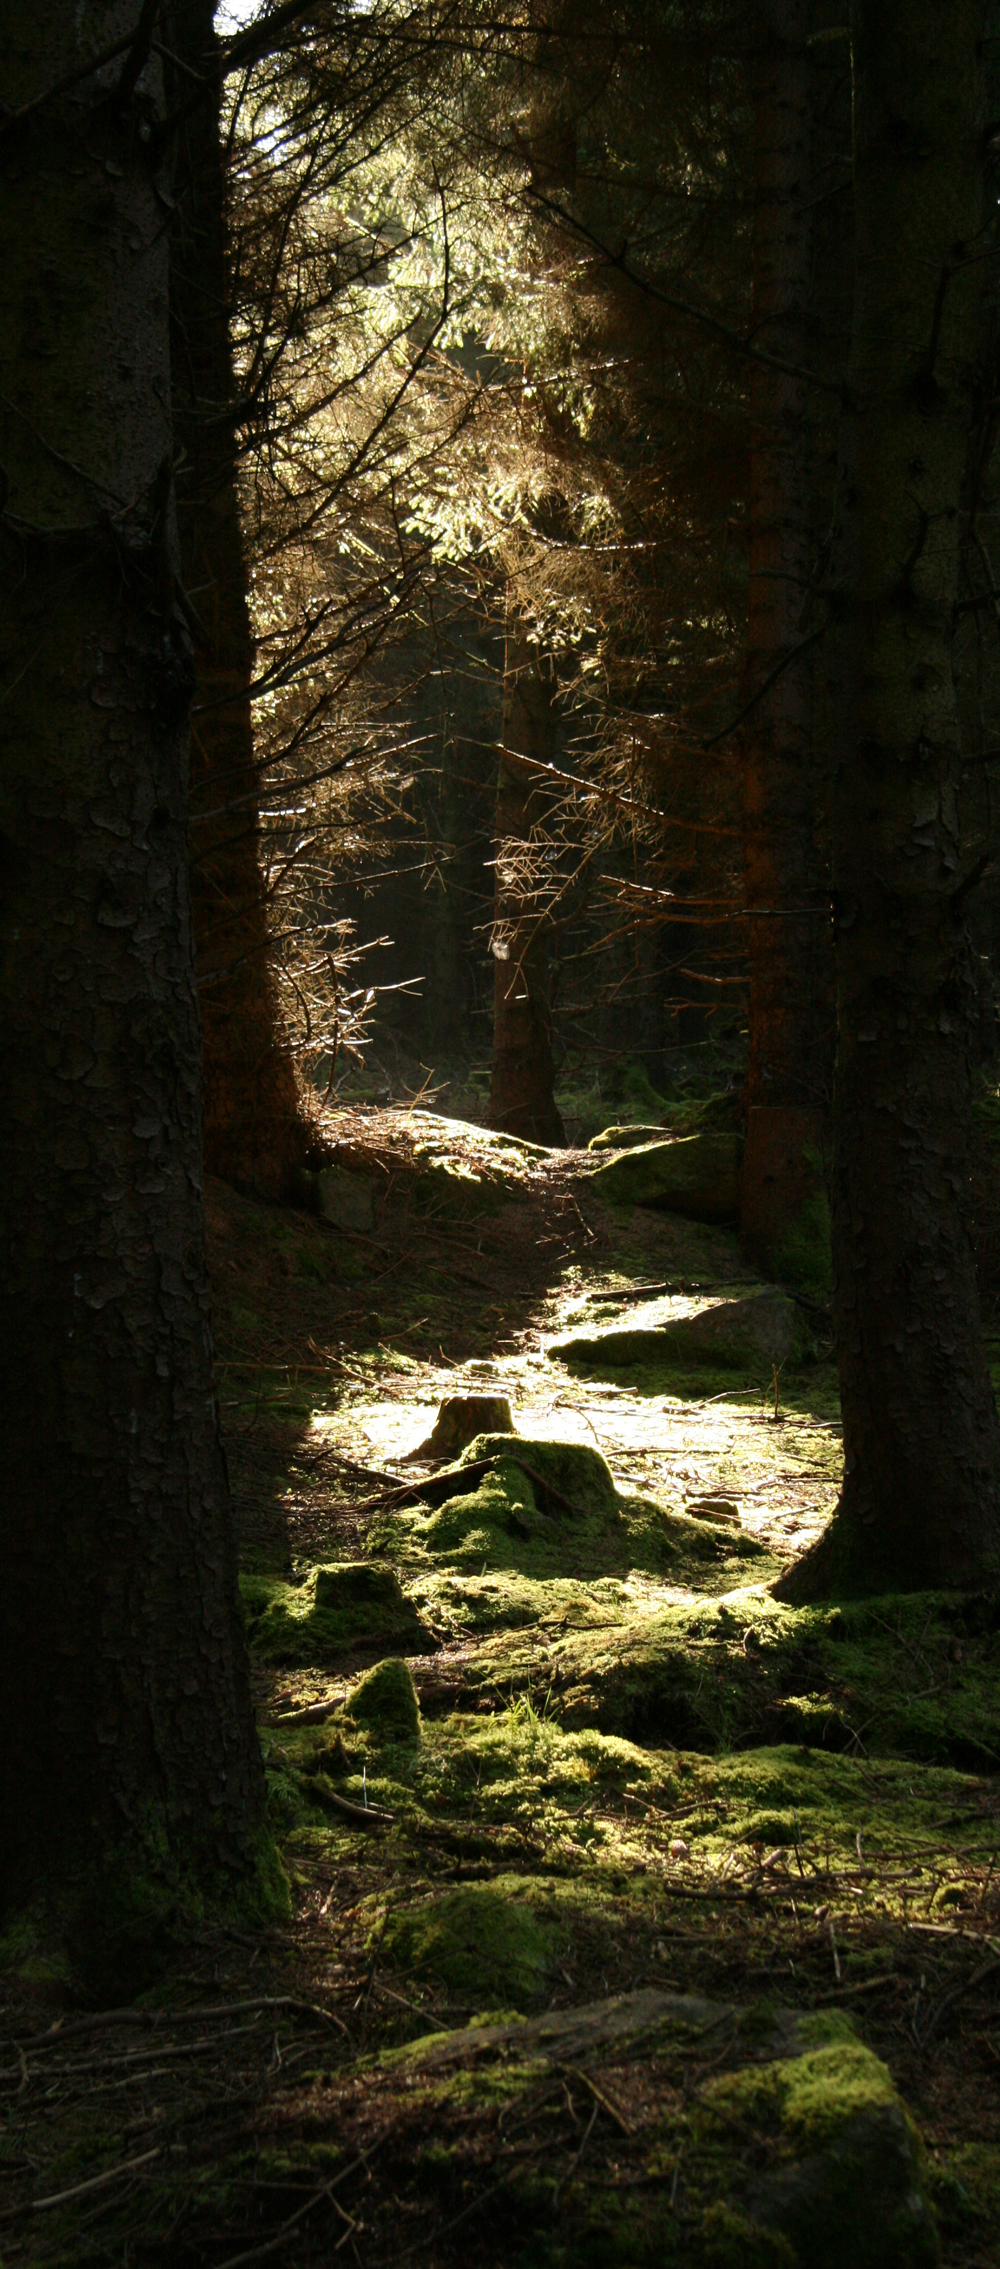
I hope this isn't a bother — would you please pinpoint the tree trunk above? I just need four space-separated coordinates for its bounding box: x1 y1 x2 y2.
777 0 1000 1599
488 628 566 1145
0 5 271 1921
172 1 311 1195
739 0 836 1269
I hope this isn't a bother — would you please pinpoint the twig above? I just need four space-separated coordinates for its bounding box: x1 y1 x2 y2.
553 2098 599 2207
311 1781 394 1827
0 2149 160 2220
559 2064 632 2135
7 1995 343 2051
214 2142 381 2269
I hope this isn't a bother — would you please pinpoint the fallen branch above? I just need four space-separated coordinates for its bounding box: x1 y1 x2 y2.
311 1778 395 1827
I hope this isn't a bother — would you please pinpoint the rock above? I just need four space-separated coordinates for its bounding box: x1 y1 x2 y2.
589 1129 743 1220
241 1560 434 1663
400 1393 515 1464
344 1655 421 1741
377 1992 937 2267
315 1163 378 1232
373 1876 560 2007
551 1291 811 1373
587 1123 667 1151
700 2029 939 2267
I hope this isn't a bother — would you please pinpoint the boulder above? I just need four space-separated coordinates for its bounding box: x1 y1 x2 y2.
375 1993 938 2268
551 1290 811 1373
589 1129 743 1220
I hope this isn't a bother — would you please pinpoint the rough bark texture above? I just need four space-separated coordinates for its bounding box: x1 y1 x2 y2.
739 0 836 1266
778 0 1000 1598
0 5 269 1904
488 629 566 1146
171 1 311 1195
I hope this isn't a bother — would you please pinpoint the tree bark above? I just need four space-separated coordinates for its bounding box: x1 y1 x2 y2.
488 626 566 1145
739 0 836 1268
171 1 311 1196
0 5 271 1912
777 0 1000 1598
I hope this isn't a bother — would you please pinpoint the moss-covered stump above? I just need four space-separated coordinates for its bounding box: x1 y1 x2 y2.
368 1434 619 1575
362 1993 936 2267
344 1655 421 1741
241 1560 435 1664
365 1435 751 1597
551 1292 811 1377
589 1131 744 1221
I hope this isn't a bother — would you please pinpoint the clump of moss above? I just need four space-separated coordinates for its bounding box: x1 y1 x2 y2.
700 2201 797 2268
241 1560 432 1664
344 1656 421 1742
373 1877 566 2006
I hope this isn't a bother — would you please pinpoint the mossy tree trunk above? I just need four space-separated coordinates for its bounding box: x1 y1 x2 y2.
171 1 310 1196
739 0 836 1270
777 0 1000 1598
488 625 566 1145
0 4 270 1908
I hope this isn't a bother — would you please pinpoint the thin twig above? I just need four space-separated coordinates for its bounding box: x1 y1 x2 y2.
0 2149 161 2220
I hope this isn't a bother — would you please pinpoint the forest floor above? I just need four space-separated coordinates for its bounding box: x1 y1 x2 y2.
3 1106 1000 2266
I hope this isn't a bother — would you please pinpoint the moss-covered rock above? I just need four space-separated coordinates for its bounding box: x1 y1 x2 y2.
344 1656 421 1742
550 1293 811 1377
315 1163 379 1232
368 1993 936 2267
373 1876 568 2006
698 2030 938 2267
241 1560 433 1664
589 1131 743 1221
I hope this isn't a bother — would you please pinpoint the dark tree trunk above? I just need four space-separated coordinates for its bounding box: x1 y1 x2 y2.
488 628 566 1146
172 2 311 1195
0 5 271 1914
739 0 836 1268
777 0 1000 1599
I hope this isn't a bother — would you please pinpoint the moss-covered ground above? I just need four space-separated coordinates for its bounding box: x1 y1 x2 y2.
2 1102 999 2265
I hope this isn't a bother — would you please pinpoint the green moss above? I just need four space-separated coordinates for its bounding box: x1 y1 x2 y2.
699 2202 797 2268
367 1435 759 1606
241 1560 432 1664
373 1877 567 2006
344 1656 421 1741
699 2040 938 2268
